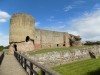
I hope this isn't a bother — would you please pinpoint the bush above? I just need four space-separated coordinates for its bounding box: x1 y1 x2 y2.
0 46 4 51
0 45 9 51
84 41 100 45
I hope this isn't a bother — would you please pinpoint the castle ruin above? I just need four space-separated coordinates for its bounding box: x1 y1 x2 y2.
9 13 81 53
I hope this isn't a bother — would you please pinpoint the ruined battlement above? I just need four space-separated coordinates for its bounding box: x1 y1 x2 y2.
9 13 81 53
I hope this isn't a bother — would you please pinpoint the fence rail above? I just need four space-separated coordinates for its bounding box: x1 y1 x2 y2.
14 51 60 75
0 52 4 65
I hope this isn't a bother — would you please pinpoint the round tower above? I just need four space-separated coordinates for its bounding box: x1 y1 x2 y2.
10 13 35 43
9 13 35 53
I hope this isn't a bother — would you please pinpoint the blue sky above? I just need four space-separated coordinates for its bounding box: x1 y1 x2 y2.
0 0 100 46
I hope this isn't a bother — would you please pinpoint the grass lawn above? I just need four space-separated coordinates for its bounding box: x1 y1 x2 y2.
52 58 100 75
28 45 91 55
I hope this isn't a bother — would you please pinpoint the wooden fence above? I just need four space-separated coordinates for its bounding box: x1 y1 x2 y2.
14 51 60 75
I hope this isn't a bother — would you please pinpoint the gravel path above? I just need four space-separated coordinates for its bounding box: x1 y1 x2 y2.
0 55 28 75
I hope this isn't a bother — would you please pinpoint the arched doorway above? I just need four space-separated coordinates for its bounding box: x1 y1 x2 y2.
26 36 30 42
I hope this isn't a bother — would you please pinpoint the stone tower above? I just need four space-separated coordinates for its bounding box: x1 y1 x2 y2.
9 13 35 53
9 13 35 42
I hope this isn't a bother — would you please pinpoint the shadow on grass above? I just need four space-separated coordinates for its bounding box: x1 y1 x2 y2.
89 51 96 59
87 68 100 75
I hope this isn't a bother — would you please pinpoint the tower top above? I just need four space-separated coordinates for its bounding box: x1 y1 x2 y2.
9 13 35 43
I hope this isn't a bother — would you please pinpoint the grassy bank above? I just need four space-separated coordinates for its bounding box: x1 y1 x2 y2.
0 49 3 52
28 45 91 55
52 58 100 75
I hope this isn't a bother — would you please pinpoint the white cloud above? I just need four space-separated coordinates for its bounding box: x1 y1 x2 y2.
48 16 55 22
58 25 65 29
43 9 100 42
67 30 79 36
94 3 100 9
74 0 86 4
43 24 66 31
35 22 40 27
0 19 6 22
0 32 9 46
64 5 73 12
0 10 10 23
69 9 100 41
50 16 54 18
63 1 85 12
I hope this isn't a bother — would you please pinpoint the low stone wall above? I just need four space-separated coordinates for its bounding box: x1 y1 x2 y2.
29 46 100 67
9 40 34 54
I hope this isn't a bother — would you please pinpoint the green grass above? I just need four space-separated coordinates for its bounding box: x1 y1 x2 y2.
0 49 3 52
28 45 91 55
52 58 100 75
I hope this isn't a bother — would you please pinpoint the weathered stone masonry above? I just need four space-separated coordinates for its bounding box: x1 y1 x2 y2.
29 46 100 67
9 13 81 53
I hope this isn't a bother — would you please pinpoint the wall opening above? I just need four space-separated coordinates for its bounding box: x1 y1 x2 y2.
69 39 73 47
13 43 17 51
33 40 34 44
57 44 59 47
63 44 65 46
26 36 30 42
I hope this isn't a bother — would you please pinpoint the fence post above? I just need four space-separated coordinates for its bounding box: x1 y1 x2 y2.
16 52 18 60
24 58 27 71
0 52 4 65
21 56 23 66
41 70 45 75
30 62 33 75
19 56 21 63
18 54 20 62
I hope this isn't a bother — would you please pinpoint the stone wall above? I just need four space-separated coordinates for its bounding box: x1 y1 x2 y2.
29 46 100 67
34 29 70 49
9 13 81 54
9 13 35 54
9 40 34 54
10 13 35 43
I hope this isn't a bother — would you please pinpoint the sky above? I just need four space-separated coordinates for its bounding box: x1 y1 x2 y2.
0 0 100 46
